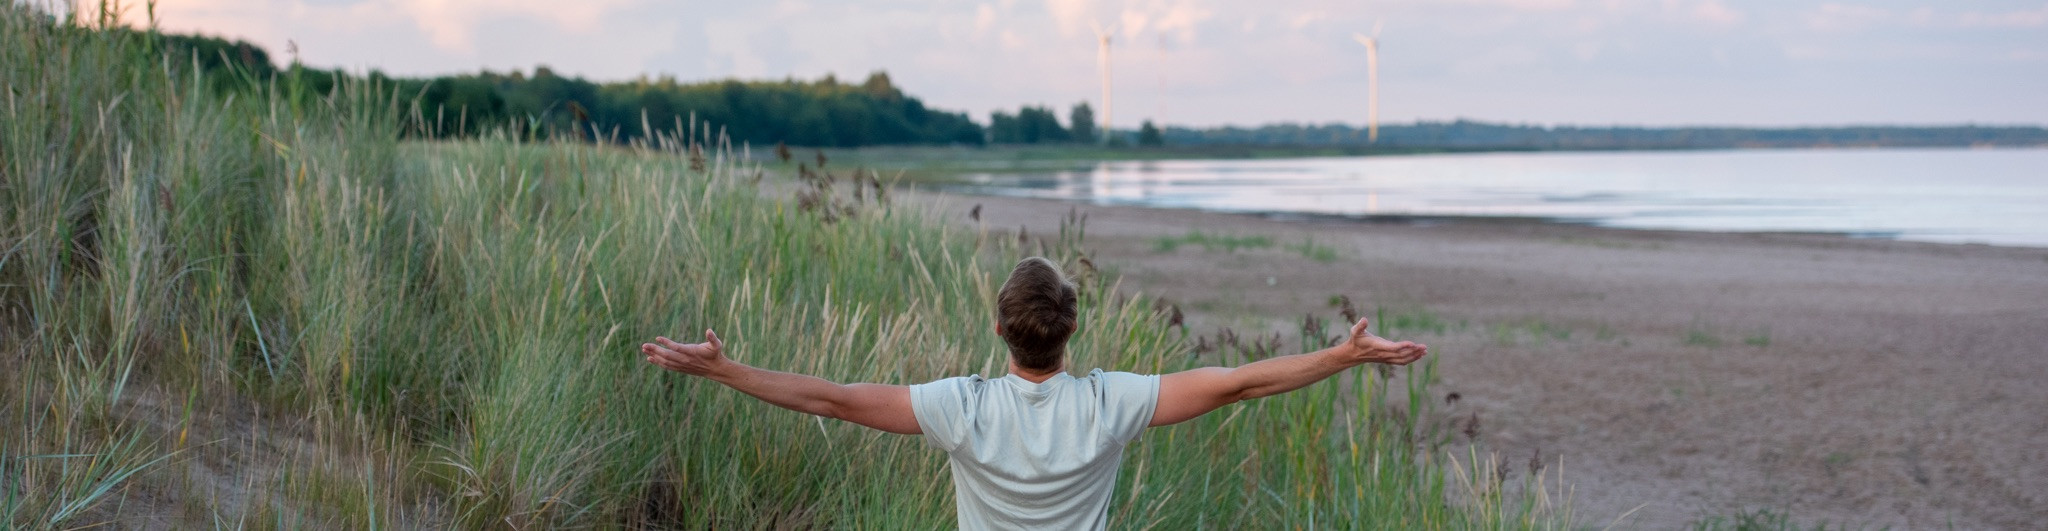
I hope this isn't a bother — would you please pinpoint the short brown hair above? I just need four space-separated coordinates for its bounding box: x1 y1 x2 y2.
996 257 1078 372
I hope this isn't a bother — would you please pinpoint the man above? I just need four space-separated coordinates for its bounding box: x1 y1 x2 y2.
640 257 1428 528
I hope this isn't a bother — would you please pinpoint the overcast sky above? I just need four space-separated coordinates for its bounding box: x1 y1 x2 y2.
130 0 2048 128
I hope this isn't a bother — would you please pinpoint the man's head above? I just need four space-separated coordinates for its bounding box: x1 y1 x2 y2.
995 257 1078 373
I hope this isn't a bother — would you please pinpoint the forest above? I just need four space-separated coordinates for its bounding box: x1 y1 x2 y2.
152 31 986 147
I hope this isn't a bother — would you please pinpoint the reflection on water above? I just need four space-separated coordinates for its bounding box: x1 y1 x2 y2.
940 148 2048 247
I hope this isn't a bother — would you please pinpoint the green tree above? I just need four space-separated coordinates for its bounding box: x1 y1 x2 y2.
989 111 1020 143
1068 102 1097 143
135 30 991 147
1138 120 1164 147
1016 105 1068 144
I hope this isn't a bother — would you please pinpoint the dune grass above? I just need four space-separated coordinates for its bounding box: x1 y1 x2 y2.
1 4 1570 528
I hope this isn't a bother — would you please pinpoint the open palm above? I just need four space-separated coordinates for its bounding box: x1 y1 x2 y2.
642 329 727 377
1347 318 1428 365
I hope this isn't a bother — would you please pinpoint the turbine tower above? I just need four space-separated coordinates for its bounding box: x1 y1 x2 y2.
1352 22 1383 143
1093 21 1115 144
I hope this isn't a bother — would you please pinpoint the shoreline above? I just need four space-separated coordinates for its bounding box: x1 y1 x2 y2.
901 187 2048 528
858 145 2048 252
815 143 2048 167
932 186 2048 255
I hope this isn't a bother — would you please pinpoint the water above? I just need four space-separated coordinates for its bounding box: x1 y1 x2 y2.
942 148 2048 247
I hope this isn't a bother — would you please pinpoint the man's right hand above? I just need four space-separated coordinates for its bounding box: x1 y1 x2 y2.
643 329 729 378
1343 318 1428 366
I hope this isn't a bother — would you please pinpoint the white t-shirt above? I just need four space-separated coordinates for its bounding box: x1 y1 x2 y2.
910 369 1161 530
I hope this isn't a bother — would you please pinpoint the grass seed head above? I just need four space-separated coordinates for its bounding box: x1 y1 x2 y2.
1337 295 1360 324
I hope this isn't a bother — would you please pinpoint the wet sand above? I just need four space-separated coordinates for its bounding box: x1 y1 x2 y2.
905 189 2048 529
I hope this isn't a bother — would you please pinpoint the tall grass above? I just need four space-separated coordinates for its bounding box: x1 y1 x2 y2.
1 3 1568 527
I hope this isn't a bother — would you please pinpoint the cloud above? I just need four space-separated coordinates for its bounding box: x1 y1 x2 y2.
1288 10 1328 29
1958 4 2048 28
395 0 643 53
1804 3 2048 33
1805 3 1889 32
1455 0 1576 11
1043 0 1213 42
1046 0 1093 34
1453 44 1546 75
975 3 998 34
1138 0 1214 43
1688 0 1740 25
153 0 647 54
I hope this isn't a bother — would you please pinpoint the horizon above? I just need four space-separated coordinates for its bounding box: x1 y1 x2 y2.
93 0 2048 129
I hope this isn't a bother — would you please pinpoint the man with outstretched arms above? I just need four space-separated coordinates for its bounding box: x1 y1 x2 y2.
641 256 1429 528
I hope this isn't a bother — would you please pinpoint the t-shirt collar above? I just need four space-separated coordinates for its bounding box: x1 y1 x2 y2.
1001 372 1072 394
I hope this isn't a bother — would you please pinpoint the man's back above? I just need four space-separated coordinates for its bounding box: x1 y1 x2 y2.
642 257 1425 527
910 369 1159 530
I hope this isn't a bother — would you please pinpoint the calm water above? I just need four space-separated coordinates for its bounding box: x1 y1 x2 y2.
943 148 2048 247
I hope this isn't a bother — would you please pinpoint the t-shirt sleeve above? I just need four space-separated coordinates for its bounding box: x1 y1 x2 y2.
909 376 976 453
1093 370 1161 446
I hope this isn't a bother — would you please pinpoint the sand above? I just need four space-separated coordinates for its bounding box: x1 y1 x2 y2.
903 189 2048 529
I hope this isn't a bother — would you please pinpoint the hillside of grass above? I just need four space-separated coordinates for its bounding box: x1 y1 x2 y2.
1 6 1565 528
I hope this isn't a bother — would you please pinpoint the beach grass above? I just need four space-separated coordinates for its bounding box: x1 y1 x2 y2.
1154 230 1276 254
0 4 1570 527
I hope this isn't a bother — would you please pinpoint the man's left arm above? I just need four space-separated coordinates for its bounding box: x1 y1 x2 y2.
642 330 921 435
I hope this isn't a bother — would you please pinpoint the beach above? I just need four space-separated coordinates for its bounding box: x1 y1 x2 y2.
906 189 2048 528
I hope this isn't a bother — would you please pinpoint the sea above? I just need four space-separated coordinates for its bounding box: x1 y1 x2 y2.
939 147 2048 248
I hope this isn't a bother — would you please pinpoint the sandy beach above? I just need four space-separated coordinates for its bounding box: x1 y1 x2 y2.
904 189 2048 529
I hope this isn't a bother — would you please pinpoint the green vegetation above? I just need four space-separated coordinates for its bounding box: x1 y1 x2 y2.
1288 235 1343 262
989 102 1101 145
1690 507 1844 531
1684 323 1726 348
1744 330 1773 348
1491 319 1575 347
138 27 984 147
1380 308 1459 337
1138 120 1166 147
1153 231 1275 253
1 5 1570 528
1068 103 1098 143
438 69 988 147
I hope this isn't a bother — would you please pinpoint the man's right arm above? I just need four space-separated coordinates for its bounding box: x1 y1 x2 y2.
1150 318 1427 427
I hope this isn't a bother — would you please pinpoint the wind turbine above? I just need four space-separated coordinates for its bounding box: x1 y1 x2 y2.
1093 21 1115 144
1352 21 1383 143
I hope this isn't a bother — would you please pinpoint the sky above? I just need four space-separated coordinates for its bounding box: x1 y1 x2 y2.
111 0 2048 128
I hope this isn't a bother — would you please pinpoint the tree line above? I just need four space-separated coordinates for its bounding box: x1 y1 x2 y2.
150 32 986 147
151 30 1174 149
